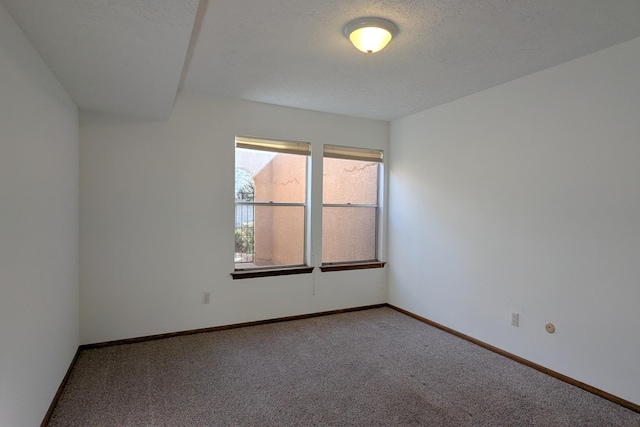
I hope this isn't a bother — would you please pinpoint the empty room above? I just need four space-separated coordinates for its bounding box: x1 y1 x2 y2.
1 0 639 425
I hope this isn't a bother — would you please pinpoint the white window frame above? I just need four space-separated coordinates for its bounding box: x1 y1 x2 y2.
233 136 312 277
321 144 384 268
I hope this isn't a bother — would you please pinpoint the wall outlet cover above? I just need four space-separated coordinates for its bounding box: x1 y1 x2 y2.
511 312 519 327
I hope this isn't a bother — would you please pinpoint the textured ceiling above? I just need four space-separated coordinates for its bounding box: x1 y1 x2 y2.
3 0 640 121
1 0 199 119
184 0 640 120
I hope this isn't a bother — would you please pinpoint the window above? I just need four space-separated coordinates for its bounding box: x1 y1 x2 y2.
234 136 310 274
322 145 383 267
233 137 384 278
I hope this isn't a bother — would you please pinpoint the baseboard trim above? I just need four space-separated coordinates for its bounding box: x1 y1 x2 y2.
80 303 387 350
40 347 81 427
386 303 640 414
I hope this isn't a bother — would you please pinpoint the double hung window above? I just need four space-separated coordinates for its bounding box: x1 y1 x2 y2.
233 137 384 277
234 136 309 271
322 145 383 265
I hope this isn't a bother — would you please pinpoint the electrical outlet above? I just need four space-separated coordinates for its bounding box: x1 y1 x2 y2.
202 292 210 304
511 312 519 327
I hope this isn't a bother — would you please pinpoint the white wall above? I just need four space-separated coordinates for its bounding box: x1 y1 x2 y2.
389 37 640 405
80 92 388 344
0 4 79 426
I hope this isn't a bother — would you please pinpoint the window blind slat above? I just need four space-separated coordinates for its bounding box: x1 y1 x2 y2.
236 135 310 156
323 144 383 162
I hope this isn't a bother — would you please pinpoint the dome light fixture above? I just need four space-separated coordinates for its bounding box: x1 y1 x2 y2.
343 17 398 54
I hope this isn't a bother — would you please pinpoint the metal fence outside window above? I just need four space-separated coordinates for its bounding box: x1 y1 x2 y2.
234 204 254 264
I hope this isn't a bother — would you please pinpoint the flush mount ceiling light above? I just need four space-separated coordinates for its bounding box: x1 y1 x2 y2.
343 17 398 53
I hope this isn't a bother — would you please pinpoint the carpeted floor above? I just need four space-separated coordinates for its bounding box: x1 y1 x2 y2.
48 307 640 426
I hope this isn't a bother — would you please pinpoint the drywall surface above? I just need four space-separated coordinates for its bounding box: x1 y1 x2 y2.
0 4 79 426
389 37 640 405
80 93 388 344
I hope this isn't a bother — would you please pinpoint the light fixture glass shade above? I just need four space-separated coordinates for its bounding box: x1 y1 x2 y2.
349 27 392 53
344 17 398 54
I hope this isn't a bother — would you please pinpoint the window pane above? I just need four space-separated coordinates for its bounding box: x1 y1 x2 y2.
234 204 255 263
235 205 305 269
322 207 376 263
323 157 378 205
235 148 306 203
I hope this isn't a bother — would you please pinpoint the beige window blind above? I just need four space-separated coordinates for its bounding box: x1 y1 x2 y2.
236 135 310 156
323 144 383 162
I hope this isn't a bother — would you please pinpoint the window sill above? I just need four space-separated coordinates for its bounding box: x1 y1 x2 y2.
231 266 315 280
320 261 386 272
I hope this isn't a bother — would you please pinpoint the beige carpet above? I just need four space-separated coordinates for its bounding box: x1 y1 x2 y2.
48 307 640 426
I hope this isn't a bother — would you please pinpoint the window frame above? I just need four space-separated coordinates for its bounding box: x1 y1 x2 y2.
231 138 386 279
320 144 385 271
232 136 313 279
